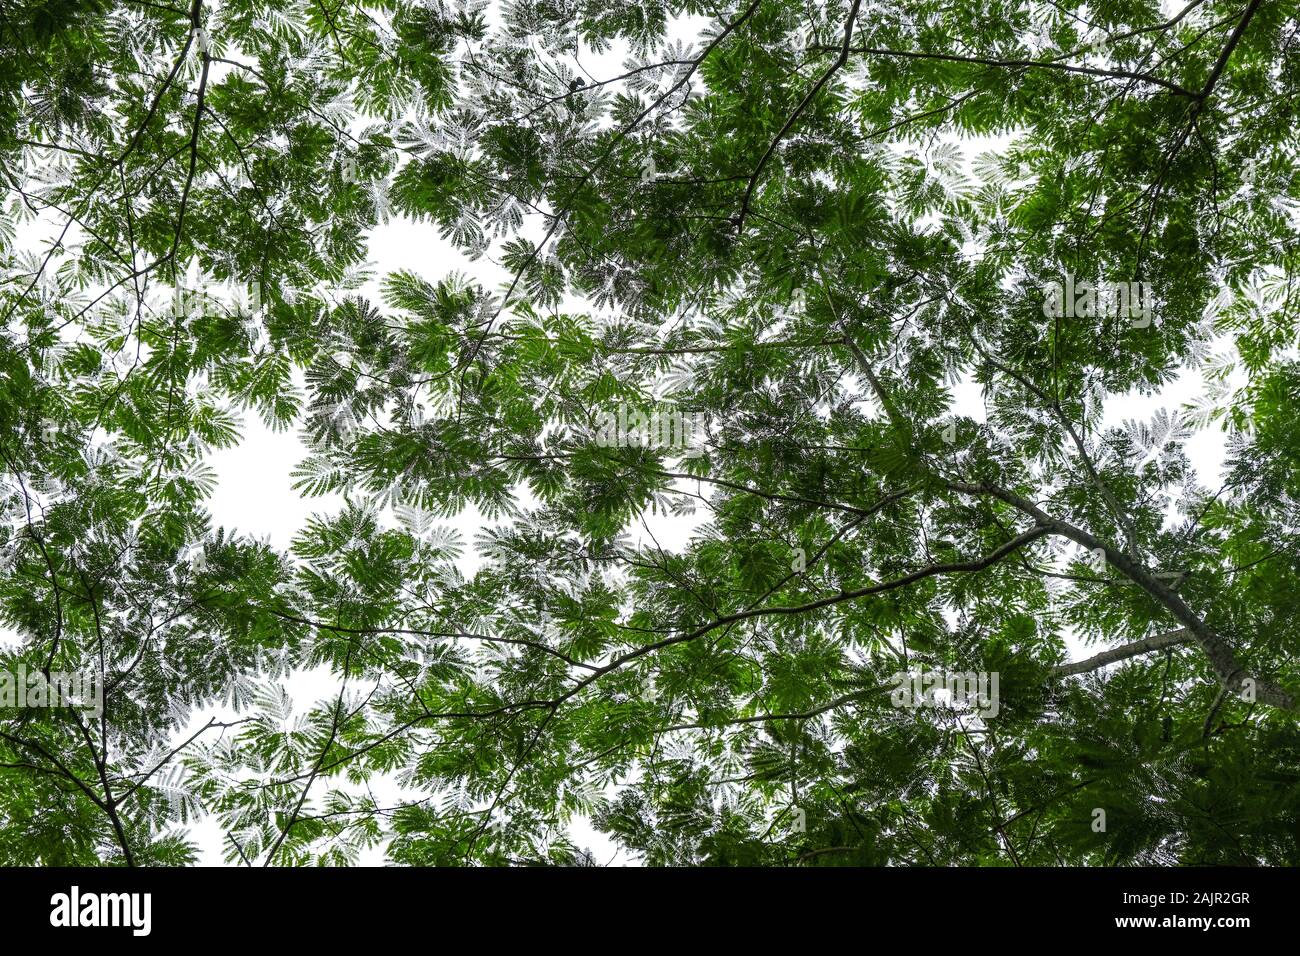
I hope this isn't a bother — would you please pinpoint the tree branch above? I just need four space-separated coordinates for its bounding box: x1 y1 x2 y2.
1052 628 1192 677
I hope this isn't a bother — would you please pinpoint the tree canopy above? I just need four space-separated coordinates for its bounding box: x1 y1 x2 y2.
1 0 1299 866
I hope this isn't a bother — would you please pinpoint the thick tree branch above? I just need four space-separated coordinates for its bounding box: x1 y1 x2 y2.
948 479 1295 710
1052 628 1192 677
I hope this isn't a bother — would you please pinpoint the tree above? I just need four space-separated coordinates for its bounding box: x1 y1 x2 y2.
1 0 1298 866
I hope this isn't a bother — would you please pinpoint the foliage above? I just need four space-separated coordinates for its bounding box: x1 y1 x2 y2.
1 0 1299 865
